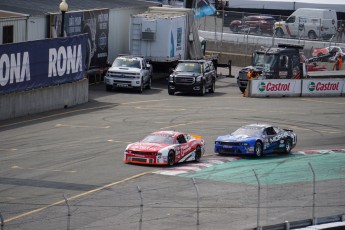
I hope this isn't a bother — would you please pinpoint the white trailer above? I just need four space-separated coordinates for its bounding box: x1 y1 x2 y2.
129 7 203 65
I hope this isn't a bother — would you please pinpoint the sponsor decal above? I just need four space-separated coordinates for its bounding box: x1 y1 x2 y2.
308 81 339 92
48 45 83 77
258 82 291 92
0 52 30 86
269 132 289 143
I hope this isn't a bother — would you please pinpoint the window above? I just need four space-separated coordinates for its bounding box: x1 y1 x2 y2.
286 16 295 23
3 25 14 44
279 55 289 69
177 135 187 144
205 63 210 72
265 127 276 135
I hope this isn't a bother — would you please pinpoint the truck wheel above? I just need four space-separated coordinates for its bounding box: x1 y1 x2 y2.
230 25 239 33
106 85 112 91
209 79 215 93
275 28 284 37
308 31 317 40
168 88 175 95
137 80 143 93
199 83 206 96
145 77 152 90
256 27 262 36
239 87 245 93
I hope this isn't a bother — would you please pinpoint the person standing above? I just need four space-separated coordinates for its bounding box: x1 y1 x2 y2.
333 54 343 70
243 68 258 97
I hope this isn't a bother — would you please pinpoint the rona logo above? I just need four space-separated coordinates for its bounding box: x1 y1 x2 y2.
258 82 291 92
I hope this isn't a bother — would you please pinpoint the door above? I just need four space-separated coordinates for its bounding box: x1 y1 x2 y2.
264 127 279 150
177 134 189 158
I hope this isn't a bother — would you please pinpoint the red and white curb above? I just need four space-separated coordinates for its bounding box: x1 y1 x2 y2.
153 156 239 176
295 149 345 155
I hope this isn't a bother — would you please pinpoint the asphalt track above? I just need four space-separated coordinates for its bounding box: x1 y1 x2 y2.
0 67 345 230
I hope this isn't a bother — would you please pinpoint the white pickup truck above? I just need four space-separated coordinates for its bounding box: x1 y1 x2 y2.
104 56 152 93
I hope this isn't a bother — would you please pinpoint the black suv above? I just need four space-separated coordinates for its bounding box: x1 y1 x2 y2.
168 60 216 96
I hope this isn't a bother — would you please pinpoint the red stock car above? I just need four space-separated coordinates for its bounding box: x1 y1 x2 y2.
229 15 276 35
312 46 345 62
123 131 205 166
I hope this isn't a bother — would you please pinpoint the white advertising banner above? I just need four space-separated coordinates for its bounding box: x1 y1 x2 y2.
250 79 302 97
301 79 344 96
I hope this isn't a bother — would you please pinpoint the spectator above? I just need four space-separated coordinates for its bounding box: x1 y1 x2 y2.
337 24 344 42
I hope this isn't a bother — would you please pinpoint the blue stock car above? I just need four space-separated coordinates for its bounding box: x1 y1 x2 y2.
214 124 297 157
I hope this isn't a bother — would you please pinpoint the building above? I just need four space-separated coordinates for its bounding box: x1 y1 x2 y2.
0 0 161 67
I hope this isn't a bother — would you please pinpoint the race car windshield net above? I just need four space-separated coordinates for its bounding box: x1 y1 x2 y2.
233 127 263 136
253 53 278 68
142 134 174 144
175 63 202 73
112 59 141 69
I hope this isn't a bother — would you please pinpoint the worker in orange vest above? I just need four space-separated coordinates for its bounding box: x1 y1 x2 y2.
333 54 343 70
243 68 258 97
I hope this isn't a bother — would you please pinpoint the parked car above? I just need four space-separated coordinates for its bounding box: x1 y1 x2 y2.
214 124 297 157
104 56 152 93
123 131 205 166
312 46 345 62
168 59 217 96
229 15 276 35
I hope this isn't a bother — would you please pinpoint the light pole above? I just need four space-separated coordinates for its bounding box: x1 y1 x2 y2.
59 0 68 37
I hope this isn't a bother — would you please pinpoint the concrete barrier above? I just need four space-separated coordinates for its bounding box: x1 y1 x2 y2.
249 78 345 97
0 79 89 121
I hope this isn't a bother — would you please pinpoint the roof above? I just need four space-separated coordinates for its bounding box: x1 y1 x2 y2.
0 0 161 17
245 124 271 128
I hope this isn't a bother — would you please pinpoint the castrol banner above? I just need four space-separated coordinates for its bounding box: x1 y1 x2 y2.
301 79 344 96
250 79 302 97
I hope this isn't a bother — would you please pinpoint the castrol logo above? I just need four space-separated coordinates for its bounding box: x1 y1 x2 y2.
258 82 291 92
308 82 339 92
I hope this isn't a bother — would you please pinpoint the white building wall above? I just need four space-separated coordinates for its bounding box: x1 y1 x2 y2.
0 17 27 44
27 16 47 41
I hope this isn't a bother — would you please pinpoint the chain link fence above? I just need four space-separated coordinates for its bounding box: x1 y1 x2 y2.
196 10 345 68
2 152 345 230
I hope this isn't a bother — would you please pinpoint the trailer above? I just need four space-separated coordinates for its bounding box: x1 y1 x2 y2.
129 6 204 72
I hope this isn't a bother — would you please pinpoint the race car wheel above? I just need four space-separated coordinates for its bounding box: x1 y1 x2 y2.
284 138 292 154
199 82 206 96
254 141 263 157
168 150 175 166
209 79 215 93
195 146 202 162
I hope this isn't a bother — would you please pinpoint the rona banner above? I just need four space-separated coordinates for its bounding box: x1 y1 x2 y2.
0 34 86 95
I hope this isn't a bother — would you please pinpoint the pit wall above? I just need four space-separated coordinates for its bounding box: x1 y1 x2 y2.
0 79 89 121
248 78 345 97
